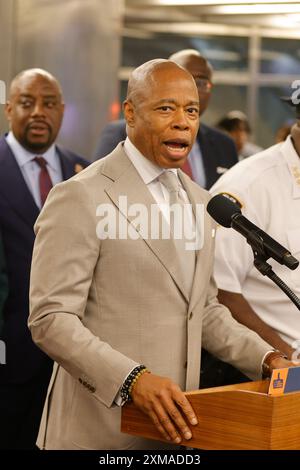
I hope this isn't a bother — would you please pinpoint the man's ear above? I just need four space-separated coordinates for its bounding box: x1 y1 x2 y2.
5 101 12 123
123 100 135 128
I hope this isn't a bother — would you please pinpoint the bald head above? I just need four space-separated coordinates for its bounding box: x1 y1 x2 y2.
126 58 192 106
5 68 65 153
9 68 63 101
169 49 201 63
169 49 213 116
169 49 213 75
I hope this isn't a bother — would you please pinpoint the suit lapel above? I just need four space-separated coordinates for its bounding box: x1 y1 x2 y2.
56 147 76 180
0 137 39 227
102 145 189 302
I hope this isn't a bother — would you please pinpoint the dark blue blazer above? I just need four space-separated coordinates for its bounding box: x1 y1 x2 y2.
0 232 8 334
0 136 89 384
197 123 238 189
93 119 238 189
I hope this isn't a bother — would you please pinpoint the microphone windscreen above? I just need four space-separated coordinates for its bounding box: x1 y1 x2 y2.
207 193 241 227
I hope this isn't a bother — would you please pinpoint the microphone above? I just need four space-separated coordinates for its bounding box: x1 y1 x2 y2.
207 193 299 271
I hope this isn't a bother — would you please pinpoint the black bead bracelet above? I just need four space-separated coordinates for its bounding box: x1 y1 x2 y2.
120 364 148 403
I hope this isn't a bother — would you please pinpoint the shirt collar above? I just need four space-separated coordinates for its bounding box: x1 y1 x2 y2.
6 131 59 172
123 137 178 184
281 135 300 198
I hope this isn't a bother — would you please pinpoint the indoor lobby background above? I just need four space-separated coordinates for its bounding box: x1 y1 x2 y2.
1 0 300 159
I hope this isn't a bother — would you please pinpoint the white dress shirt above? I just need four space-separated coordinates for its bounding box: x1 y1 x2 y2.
124 137 192 222
6 131 63 209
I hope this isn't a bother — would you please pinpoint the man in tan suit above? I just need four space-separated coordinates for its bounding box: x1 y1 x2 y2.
29 59 291 450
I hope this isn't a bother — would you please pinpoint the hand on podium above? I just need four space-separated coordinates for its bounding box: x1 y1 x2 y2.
131 373 198 444
266 353 298 377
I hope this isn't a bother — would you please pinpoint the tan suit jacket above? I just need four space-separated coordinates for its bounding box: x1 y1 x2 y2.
29 143 271 450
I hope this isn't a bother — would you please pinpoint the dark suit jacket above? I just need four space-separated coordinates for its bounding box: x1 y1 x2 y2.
0 136 89 384
93 119 238 189
197 123 238 189
0 232 8 334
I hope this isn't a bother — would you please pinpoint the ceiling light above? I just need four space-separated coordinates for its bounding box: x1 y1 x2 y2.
149 1 300 5
215 4 300 14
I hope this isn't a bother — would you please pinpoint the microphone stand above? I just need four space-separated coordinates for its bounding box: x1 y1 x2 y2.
247 231 300 311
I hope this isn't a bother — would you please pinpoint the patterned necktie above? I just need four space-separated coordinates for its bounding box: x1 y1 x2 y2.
158 170 196 297
33 156 53 206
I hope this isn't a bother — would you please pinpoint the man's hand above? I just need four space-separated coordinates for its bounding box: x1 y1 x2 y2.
269 356 299 373
131 373 198 444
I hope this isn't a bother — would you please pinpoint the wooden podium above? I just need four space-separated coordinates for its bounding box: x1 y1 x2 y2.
121 380 300 449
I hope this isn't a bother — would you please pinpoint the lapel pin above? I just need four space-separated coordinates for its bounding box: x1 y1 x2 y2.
216 166 228 175
75 163 84 174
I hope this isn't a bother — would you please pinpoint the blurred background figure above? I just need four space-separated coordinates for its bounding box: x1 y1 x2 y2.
94 118 126 160
216 110 263 160
0 68 89 449
169 50 238 189
94 49 238 190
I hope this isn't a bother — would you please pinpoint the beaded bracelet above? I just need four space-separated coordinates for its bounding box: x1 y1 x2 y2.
262 350 288 378
128 368 149 397
120 365 150 403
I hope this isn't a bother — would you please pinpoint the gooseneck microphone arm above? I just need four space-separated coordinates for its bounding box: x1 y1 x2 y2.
254 254 300 312
207 194 300 312
247 230 300 312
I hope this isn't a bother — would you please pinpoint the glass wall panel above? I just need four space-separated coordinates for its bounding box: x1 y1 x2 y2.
122 34 249 71
203 84 248 128
260 38 300 75
256 86 296 149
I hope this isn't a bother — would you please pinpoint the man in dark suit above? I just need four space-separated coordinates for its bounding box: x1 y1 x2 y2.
94 49 238 190
0 68 89 449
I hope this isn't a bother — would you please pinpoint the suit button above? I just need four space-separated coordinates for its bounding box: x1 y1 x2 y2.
79 378 83 384
189 312 193 320
90 386 96 393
